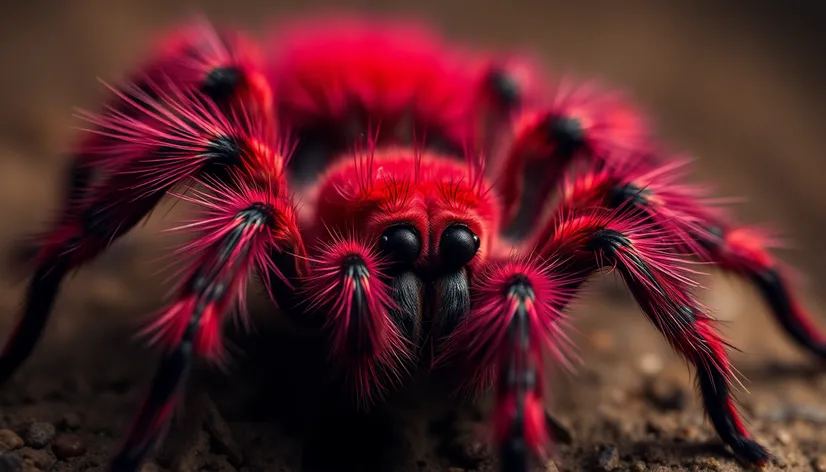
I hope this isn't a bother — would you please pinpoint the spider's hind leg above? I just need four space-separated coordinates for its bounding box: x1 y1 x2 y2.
571 159 826 360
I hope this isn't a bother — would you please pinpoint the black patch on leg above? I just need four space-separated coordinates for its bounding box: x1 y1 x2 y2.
586 228 631 252
609 183 653 209
344 256 374 358
485 68 521 110
0 258 70 385
200 66 242 103
673 304 696 331
546 115 585 159
500 437 529 472
499 277 536 472
751 268 826 357
204 135 244 169
697 367 771 465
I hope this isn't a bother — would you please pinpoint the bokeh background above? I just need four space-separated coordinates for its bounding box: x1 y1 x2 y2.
0 1 824 471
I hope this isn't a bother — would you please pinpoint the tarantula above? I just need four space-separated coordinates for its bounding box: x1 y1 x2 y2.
1 13 823 472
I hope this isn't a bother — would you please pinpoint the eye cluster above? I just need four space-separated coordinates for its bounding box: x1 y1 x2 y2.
377 223 480 268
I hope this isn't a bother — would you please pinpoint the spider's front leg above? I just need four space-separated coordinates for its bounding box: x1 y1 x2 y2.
110 175 304 471
540 208 771 465
439 257 571 472
0 23 276 384
297 232 417 406
537 160 826 359
442 208 772 470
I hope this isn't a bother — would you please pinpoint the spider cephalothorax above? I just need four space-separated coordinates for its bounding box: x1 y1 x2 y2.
1 13 824 472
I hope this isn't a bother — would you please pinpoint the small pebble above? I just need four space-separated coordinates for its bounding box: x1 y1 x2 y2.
638 354 663 376
58 413 81 431
776 429 792 445
813 456 826 472
17 447 56 470
596 445 620 471
24 423 55 449
630 461 646 471
51 434 86 460
0 429 24 450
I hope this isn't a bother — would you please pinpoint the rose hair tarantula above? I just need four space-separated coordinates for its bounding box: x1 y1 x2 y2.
1 13 824 472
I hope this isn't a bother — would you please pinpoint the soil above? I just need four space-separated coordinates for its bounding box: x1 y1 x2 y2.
0 1 825 471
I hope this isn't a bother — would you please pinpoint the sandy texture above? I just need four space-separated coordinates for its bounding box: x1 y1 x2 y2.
0 1 825 471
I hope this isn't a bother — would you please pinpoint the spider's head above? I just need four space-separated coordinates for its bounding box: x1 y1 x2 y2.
311 149 498 358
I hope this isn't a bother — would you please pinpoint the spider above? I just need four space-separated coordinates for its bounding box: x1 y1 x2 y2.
1 13 824 472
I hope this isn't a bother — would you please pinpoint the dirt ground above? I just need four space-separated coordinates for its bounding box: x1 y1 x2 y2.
0 1 825 471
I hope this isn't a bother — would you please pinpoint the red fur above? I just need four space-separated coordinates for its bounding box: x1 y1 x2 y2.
715 226 782 273
264 14 492 147
492 392 549 457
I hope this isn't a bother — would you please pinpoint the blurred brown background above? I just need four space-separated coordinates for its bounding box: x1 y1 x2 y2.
0 1 824 471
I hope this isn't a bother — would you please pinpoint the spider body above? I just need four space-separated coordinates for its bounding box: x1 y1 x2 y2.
1 13 824 472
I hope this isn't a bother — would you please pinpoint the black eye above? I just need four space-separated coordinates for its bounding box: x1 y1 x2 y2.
379 224 421 265
439 224 480 269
